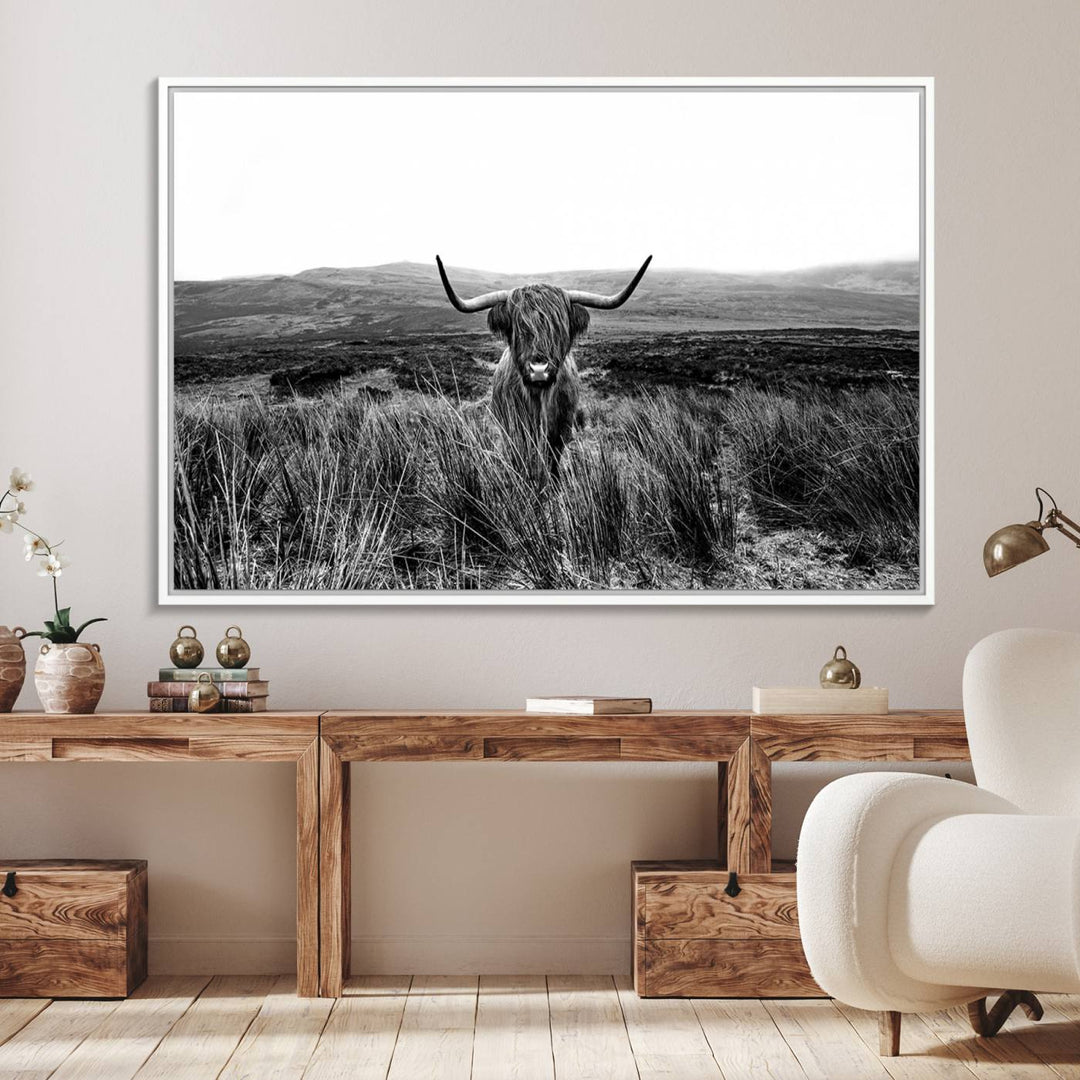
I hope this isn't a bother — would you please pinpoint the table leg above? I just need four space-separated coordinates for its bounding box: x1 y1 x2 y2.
726 738 772 874
319 738 351 997
296 738 320 997
342 764 351 980
717 761 728 869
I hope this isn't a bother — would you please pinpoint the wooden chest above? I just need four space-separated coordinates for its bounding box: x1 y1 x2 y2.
632 860 822 998
0 859 148 998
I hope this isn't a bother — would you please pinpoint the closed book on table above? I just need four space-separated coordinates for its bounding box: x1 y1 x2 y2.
148 697 195 713
147 680 269 699
158 668 261 682
221 698 268 713
525 696 652 715
0 859 147 998
147 696 268 713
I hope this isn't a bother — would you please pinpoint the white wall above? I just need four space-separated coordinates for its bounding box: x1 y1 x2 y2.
2 0 1078 974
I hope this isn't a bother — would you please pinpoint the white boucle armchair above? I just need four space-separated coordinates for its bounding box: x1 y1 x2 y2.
797 628 1080 1056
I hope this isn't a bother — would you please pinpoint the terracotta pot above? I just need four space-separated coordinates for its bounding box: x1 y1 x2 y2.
34 642 106 715
0 626 27 713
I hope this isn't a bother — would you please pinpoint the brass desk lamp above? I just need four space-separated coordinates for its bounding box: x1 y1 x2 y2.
984 488 1080 577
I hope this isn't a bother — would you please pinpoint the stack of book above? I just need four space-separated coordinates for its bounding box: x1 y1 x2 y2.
148 668 269 713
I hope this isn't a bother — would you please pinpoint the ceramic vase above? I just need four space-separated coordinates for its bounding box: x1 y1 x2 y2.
0 626 27 713
34 642 106 714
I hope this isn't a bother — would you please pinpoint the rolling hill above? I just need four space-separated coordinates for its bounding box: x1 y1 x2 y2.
174 260 920 350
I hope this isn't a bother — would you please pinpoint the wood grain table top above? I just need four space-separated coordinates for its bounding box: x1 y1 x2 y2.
321 709 968 762
0 708 969 761
0 711 320 736
0 712 321 762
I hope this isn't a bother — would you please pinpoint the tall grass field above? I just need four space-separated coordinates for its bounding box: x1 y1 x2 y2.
172 378 920 594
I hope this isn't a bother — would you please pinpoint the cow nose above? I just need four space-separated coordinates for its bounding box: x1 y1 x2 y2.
528 361 550 380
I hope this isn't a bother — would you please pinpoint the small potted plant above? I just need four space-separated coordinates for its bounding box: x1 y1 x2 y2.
1 468 108 714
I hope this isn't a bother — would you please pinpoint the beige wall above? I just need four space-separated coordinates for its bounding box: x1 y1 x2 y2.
2 0 1078 973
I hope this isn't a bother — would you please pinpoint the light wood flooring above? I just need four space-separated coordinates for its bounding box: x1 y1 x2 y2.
2 974 1079 1079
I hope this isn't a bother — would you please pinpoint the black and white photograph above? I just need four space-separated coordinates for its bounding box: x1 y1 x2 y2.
160 79 932 604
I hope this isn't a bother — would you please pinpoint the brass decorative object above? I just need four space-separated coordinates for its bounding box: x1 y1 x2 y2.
820 645 861 689
0 626 27 713
984 488 1080 577
187 672 221 713
168 625 204 668
215 626 251 669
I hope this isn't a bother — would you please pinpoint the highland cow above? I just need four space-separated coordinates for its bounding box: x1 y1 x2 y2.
436 255 652 475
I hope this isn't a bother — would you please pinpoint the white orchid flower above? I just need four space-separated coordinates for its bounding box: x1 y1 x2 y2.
8 468 33 493
23 534 49 560
38 552 69 577
0 515 13 535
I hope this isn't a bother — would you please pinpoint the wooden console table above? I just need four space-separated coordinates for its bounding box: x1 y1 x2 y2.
0 711 322 997
318 708 969 998
2 708 971 999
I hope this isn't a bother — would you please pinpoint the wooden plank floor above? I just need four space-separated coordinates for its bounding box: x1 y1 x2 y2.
2 976 1079 1079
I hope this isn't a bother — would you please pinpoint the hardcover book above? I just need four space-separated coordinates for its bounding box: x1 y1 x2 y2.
147 680 269 699
148 697 190 712
221 698 268 713
158 668 261 681
525 696 652 715
147 696 269 713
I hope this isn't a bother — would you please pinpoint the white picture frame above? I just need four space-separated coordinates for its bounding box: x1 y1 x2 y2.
158 77 934 606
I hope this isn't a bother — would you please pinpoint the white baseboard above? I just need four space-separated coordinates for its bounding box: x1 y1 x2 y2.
149 935 630 975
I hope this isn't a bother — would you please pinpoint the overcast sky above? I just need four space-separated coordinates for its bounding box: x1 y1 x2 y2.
172 87 921 281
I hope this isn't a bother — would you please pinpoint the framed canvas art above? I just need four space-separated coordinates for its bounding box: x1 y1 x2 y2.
158 78 933 605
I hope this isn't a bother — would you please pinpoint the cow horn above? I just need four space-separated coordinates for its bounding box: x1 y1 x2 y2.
436 256 510 313
566 256 653 310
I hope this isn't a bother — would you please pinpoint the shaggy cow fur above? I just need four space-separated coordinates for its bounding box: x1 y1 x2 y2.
486 284 590 476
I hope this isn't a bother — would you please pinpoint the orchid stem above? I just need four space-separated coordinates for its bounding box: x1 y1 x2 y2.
12 520 51 551
5 499 61 615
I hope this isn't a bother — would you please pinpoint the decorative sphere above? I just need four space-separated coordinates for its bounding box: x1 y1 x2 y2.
169 626 204 669
216 626 251 669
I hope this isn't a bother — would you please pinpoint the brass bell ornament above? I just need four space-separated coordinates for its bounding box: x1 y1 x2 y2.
216 626 251 669
820 645 861 689
188 672 221 713
169 625 204 669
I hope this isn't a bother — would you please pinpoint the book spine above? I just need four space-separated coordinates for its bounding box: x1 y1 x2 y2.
157 669 260 682
147 681 269 699
221 698 268 713
148 697 191 712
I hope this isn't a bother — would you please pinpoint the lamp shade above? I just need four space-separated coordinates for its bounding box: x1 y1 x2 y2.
983 522 1050 577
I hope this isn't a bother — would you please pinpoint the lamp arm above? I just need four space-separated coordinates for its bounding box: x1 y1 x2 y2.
1047 509 1080 548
